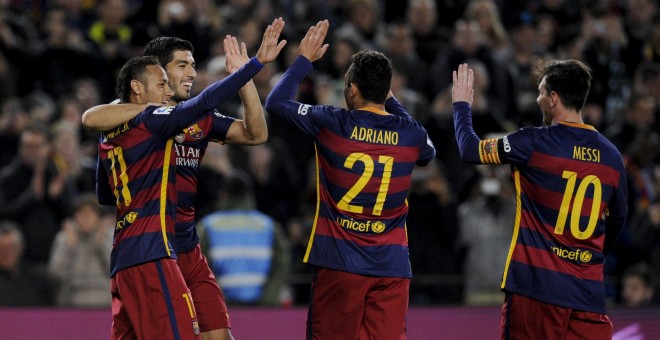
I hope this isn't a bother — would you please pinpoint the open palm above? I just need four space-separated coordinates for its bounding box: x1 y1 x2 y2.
224 35 249 74
255 17 287 64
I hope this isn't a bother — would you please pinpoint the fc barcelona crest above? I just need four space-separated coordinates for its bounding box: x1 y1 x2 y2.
185 124 204 140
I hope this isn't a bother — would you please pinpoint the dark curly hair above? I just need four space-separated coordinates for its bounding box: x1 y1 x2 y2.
346 50 392 104
532 59 592 112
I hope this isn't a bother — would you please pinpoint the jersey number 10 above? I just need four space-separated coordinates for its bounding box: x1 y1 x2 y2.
554 170 602 240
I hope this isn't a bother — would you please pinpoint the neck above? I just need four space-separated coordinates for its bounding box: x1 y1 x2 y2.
353 99 385 112
359 102 385 111
552 109 583 125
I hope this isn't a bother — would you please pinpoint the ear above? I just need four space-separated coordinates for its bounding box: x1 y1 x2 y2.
130 79 142 96
349 82 359 98
550 91 560 107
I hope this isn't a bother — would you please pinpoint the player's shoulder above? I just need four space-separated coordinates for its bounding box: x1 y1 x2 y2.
208 109 236 123
507 125 548 141
150 105 176 115
300 103 342 116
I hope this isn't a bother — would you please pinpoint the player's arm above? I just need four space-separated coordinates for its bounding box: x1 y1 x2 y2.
265 20 329 120
603 165 629 254
417 134 436 166
452 63 507 165
385 91 437 165
385 91 413 119
222 35 267 145
82 102 156 131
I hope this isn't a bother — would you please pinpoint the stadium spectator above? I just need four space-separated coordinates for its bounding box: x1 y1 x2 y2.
580 5 629 121
38 6 99 101
51 121 97 195
87 0 133 101
620 262 656 307
501 11 551 128
243 140 300 227
631 197 660 284
0 126 73 273
156 0 212 63
0 0 41 96
0 97 31 164
0 220 53 306
199 171 292 306
622 0 658 74
266 20 435 339
195 142 231 221
453 60 628 338
48 193 113 307
380 21 428 96
334 0 383 51
606 92 657 154
407 161 461 304
458 165 515 305
430 18 511 123
390 65 430 124
405 0 447 66
464 0 510 60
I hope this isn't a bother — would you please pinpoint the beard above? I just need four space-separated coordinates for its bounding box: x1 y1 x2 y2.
171 91 190 103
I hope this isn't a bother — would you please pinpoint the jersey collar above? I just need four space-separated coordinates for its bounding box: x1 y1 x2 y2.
358 107 389 116
559 121 597 131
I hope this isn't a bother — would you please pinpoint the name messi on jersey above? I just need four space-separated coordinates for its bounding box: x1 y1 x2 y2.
573 146 600 163
350 126 399 145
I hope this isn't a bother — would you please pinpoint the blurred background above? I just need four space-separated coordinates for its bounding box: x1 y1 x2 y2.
0 0 658 317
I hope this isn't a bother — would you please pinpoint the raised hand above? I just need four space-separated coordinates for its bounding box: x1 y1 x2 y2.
255 17 287 64
299 20 330 62
452 63 474 105
224 35 250 74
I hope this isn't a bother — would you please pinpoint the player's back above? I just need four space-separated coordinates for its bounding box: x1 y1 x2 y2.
501 122 627 313
316 108 428 215
305 106 433 278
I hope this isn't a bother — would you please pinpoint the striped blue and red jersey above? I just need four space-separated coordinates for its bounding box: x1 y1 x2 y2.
96 57 263 276
265 56 436 278
172 111 235 253
453 101 628 313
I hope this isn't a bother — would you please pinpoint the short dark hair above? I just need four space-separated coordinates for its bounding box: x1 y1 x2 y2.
346 50 392 104
21 125 51 141
143 37 194 67
533 59 592 112
115 56 161 103
623 262 655 288
73 192 103 214
0 220 23 244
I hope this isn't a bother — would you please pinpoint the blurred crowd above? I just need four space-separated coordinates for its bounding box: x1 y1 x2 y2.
0 0 658 309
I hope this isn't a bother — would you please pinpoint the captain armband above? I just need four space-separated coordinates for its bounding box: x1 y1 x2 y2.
478 138 504 164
